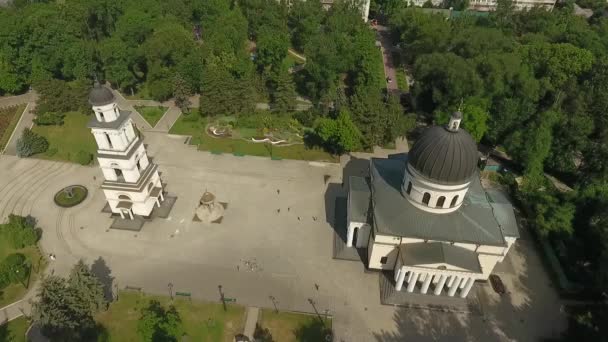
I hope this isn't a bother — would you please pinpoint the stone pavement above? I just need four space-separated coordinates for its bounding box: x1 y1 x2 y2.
0 133 567 341
1 91 38 156
109 87 152 130
375 25 399 95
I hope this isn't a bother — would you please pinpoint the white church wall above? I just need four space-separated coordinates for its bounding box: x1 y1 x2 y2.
347 221 367 247
477 253 502 279
477 245 506 254
92 103 119 122
368 242 399 270
101 168 117 181
403 166 470 214
122 167 141 183
374 234 401 245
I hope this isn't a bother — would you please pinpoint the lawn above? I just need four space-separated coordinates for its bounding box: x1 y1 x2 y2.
0 230 47 308
134 106 168 127
0 104 26 151
32 112 97 164
258 309 332 342
0 317 29 342
96 291 246 342
168 115 337 162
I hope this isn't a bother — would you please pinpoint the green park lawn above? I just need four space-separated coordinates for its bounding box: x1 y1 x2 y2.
0 317 29 342
32 112 96 164
258 309 332 342
395 68 409 93
134 106 168 127
169 115 337 162
0 104 26 151
96 291 245 342
0 230 46 308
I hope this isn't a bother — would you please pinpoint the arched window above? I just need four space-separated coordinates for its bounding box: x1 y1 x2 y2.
118 194 131 201
450 195 459 208
104 132 113 149
98 112 105 121
422 192 431 205
436 196 446 208
406 182 412 195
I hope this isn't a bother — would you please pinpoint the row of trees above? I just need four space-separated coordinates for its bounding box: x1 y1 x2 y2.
0 215 39 289
0 0 414 153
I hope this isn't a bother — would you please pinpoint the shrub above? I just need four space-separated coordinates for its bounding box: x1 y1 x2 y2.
34 111 65 126
0 253 28 288
16 128 49 157
73 150 92 165
2 214 39 248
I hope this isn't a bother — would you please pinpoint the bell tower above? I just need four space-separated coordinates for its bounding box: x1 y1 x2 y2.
88 82 165 219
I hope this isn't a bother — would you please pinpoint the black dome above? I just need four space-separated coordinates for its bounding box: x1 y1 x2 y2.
407 125 478 184
88 81 115 106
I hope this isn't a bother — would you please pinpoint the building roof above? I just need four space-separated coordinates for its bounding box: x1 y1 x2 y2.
486 189 520 238
88 110 131 129
407 125 478 185
400 242 482 273
88 81 115 106
349 176 371 224
370 157 507 246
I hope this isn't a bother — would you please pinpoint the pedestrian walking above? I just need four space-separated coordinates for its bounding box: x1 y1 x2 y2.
277 189 280 195
315 283 319 291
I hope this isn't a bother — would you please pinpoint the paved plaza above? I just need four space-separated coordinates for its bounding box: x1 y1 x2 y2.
0 132 566 341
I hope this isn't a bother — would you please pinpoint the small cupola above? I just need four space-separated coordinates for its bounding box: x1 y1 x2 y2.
447 111 462 132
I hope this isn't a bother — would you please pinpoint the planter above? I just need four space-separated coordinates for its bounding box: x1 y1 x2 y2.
54 185 88 208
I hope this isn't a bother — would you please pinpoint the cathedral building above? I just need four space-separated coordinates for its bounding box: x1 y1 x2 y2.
346 112 519 298
88 82 165 220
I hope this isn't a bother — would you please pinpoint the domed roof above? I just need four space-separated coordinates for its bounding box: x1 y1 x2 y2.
88 81 115 106
407 124 478 185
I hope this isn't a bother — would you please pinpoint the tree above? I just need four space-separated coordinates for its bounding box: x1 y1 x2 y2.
256 24 289 71
269 69 296 112
315 109 362 154
254 323 274 342
16 128 49 158
1 214 39 248
33 276 97 340
137 300 183 342
173 74 191 112
0 253 29 288
68 260 107 314
435 98 489 142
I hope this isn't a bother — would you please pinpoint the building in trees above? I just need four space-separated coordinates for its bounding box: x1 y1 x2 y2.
288 0 371 21
469 0 556 11
344 112 519 298
88 82 166 220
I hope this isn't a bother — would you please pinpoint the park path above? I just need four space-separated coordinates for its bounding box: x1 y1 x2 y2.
109 88 152 130
1 91 38 156
243 306 259 339
375 25 399 95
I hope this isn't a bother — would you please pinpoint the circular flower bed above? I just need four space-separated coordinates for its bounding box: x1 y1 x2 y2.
54 185 88 208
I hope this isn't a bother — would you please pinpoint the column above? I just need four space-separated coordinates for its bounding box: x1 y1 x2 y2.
459 277 467 289
119 210 125 219
420 272 433 294
406 272 419 293
395 269 407 291
447 275 456 287
159 190 164 201
128 209 134 220
460 278 475 298
447 275 460 297
155 198 160 208
346 227 354 247
433 274 448 295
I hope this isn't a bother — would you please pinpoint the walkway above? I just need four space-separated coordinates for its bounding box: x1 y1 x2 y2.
243 307 259 339
0 91 38 156
375 25 399 95
109 88 152 130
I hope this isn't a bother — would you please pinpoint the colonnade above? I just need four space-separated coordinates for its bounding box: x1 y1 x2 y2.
394 268 476 298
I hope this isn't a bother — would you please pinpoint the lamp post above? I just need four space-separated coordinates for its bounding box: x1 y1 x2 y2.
269 295 279 313
218 285 226 312
168 283 173 300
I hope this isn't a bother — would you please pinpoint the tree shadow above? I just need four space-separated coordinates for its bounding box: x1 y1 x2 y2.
0 320 11 342
90 257 114 302
294 319 332 342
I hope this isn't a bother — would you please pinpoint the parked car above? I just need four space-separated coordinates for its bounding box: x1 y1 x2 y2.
489 274 506 295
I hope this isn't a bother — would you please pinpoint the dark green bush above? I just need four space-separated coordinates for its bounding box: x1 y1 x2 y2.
34 111 65 125
16 128 49 157
2 214 39 248
74 151 92 165
0 253 28 288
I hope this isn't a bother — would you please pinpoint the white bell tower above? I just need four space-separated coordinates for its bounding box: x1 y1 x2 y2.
88 82 165 219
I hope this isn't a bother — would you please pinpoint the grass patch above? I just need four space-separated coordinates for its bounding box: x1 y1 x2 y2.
0 104 26 151
124 84 153 100
258 309 332 342
395 67 409 93
54 186 88 208
134 106 168 127
32 112 96 164
0 232 47 308
96 291 245 342
0 316 29 342
169 114 337 162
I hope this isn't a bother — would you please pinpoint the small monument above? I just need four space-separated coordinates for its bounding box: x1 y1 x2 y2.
194 191 225 223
